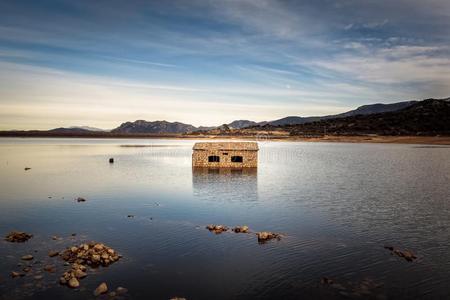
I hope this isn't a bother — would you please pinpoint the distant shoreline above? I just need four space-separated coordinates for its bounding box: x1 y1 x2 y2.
1 133 450 145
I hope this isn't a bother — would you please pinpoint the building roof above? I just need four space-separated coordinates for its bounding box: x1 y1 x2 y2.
193 142 259 151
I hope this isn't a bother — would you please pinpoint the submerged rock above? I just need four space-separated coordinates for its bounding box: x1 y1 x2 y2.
206 224 228 234
44 265 56 273
5 231 33 243
385 246 417 262
232 226 249 233
321 277 334 285
21 255 34 261
256 232 281 242
116 287 128 295
94 282 108 296
11 271 24 278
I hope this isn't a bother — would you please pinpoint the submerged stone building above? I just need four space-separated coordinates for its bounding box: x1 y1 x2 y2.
192 142 258 168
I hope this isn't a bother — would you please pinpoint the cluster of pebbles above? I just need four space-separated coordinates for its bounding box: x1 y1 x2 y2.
4 231 125 296
5 231 33 242
60 242 121 267
205 224 281 243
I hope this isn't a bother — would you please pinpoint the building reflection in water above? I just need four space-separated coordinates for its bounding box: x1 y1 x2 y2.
192 167 258 203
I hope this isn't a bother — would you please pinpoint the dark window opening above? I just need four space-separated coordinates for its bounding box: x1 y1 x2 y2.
231 156 243 163
208 155 220 162
223 152 228 155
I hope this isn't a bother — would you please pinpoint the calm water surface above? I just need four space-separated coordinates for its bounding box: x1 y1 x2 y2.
0 138 449 300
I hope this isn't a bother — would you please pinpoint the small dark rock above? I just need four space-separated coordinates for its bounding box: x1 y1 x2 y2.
127 215 134 218
76 197 86 202
11 271 25 278
321 277 334 285
24 167 31 171
109 158 114 163
44 265 56 273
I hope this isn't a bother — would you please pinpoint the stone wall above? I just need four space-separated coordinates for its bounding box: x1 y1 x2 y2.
192 149 258 168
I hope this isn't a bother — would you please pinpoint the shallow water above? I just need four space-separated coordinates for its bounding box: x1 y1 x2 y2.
0 138 449 300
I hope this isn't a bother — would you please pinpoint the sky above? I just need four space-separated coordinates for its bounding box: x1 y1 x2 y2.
0 0 449 130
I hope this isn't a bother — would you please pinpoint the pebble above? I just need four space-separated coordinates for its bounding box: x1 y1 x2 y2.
44 265 56 273
11 271 24 278
21 255 34 261
68 277 80 288
48 251 59 257
74 269 87 279
116 287 128 294
94 282 108 296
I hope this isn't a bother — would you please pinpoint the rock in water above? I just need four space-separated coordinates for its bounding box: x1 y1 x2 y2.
68 277 79 288
76 197 86 202
74 269 87 279
48 251 59 257
5 231 33 243
206 224 228 234
94 282 108 296
116 287 128 294
21 255 34 261
233 226 249 233
44 265 56 273
256 232 281 243
11 271 23 278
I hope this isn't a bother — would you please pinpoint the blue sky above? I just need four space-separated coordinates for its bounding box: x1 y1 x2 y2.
0 0 449 129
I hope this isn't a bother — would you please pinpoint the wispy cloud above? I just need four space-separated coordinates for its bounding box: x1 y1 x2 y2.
0 0 449 129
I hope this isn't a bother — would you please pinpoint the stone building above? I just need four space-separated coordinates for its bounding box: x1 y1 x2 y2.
192 142 258 168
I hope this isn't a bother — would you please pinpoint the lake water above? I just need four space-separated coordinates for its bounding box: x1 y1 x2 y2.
0 138 449 300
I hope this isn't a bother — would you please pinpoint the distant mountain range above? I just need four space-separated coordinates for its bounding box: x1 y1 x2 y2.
111 120 196 134
285 98 450 136
1 97 448 136
107 99 423 134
